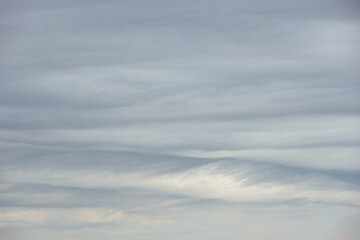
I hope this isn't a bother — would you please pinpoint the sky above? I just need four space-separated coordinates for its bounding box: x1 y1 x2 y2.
0 0 359 239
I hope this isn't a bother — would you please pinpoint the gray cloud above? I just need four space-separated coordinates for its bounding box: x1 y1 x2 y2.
1 0 359 239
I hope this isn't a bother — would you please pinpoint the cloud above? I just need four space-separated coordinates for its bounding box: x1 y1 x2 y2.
1 151 359 209
0 208 123 229
0 209 46 223
0 0 359 239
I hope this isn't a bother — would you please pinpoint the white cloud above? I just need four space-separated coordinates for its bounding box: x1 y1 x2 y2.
0 208 123 227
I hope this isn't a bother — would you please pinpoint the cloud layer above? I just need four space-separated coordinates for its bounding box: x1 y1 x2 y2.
0 0 359 239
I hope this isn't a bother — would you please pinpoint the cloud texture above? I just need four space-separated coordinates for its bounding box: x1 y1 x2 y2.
0 0 359 239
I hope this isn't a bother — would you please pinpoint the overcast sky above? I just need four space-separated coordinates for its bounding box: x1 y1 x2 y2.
0 0 359 239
